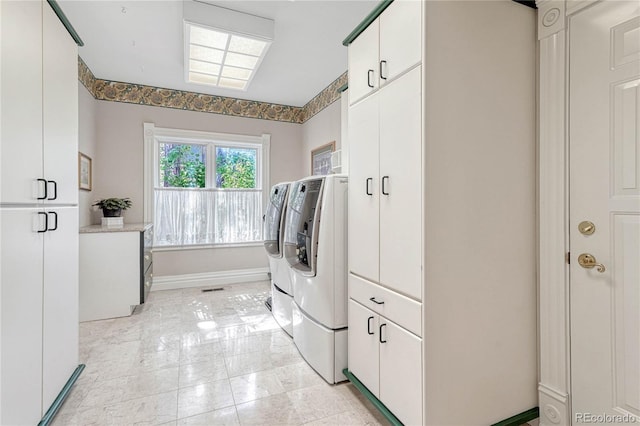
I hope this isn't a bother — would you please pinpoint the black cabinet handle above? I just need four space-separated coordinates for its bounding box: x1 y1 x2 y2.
369 297 384 305
367 316 374 335
367 69 374 88
382 176 389 195
366 178 373 196
379 323 387 343
47 180 57 201
380 60 387 80
37 212 48 233
48 211 58 231
37 179 47 200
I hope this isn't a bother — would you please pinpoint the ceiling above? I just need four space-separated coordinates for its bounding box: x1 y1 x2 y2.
58 0 378 107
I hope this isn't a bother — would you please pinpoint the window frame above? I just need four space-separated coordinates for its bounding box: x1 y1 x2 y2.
143 123 271 251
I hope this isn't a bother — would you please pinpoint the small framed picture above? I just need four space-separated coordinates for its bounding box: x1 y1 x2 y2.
78 152 92 191
311 141 335 176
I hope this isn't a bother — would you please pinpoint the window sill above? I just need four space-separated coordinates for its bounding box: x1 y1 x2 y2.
152 241 264 252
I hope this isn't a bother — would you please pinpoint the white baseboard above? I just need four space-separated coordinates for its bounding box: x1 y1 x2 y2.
151 268 270 292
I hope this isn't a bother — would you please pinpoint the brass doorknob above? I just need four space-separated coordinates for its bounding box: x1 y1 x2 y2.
577 253 606 273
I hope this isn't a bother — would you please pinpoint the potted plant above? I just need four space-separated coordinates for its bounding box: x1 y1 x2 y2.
93 197 132 217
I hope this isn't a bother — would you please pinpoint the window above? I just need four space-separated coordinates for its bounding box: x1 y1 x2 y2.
144 123 270 248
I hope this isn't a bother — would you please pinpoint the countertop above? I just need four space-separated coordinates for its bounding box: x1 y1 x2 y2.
80 222 153 234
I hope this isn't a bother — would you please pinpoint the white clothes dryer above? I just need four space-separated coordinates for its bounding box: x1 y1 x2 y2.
284 175 348 383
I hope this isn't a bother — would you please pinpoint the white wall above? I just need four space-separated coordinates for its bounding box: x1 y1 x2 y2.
91 100 304 277
301 100 342 176
78 83 97 227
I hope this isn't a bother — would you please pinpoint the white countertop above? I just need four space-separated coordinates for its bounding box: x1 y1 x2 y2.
80 222 153 234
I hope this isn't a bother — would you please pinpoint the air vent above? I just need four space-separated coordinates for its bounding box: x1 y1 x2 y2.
201 287 224 293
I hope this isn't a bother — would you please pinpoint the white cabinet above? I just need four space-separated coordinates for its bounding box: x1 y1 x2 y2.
347 93 379 282
347 0 421 105
346 1 537 425
0 0 44 204
349 66 422 300
42 207 79 409
79 224 154 322
348 299 422 426
0 2 80 424
0 209 45 425
42 1 79 206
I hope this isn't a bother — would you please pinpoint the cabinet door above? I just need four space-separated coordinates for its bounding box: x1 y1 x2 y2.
348 20 379 105
1 208 44 425
0 0 44 204
42 207 78 411
348 94 380 282
348 299 380 397
379 0 421 85
379 67 422 300
43 3 78 205
379 320 422 426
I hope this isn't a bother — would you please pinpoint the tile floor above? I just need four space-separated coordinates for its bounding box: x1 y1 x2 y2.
54 281 388 425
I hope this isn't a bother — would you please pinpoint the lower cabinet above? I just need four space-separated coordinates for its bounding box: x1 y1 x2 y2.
0 206 78 425
79 223 153 322
348 298 422 425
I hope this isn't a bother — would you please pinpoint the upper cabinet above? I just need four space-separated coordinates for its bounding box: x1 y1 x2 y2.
1 0 78 205
347 0 422 105
1 0 44 204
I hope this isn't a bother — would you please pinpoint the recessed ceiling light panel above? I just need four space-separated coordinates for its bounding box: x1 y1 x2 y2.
183 2 274 91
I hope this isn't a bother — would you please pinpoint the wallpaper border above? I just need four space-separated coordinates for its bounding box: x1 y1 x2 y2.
78 57 345 124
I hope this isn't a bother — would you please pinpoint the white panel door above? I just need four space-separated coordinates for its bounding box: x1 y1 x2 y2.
0 0 43 204
379 319 422 426
348 94 380 282
42 207 78 411
348 20 379 105
348 300 380 397
379 67 422 300
0 208 44 425
378 0 421 85
570 1 640 421
43 3 78 205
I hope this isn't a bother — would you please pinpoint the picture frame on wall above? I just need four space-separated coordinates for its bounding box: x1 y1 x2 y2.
311 141 335 176
79 152 92 191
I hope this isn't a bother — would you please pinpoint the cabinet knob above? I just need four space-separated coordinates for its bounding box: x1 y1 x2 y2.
367 316 374 335
379 323 387 343
369 297 384 305
367 69 374 88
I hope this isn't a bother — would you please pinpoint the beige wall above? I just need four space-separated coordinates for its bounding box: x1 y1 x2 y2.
78 83 98 227
90 100 304 277
423 1 537 423
301 100 342 176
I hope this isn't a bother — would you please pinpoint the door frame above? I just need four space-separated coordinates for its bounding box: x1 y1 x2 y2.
536 1 601 424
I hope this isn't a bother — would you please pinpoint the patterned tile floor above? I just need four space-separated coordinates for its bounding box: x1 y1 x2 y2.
54 281 388 425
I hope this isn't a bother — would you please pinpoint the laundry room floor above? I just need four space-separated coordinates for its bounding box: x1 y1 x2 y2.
53 281 388 425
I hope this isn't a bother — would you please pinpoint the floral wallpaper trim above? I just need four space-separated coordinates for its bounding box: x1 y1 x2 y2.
78 57 344 124
301 71 348 122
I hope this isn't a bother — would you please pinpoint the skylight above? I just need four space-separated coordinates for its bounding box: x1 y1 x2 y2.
184 23 271 91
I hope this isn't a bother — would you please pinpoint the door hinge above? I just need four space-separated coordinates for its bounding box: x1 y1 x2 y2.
566 252 570 264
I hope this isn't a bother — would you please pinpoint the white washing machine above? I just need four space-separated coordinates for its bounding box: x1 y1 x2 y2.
284 175 348 383
263 182 294 336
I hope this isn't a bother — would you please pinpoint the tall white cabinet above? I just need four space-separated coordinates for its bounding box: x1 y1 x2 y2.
0 1 80 424
346 1 538 425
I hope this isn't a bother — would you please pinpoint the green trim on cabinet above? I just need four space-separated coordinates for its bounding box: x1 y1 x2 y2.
38 364 85 426
337 83 349 93
342 0 394 46
46 0 84 46
342 368 403 426
491 407 540 426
